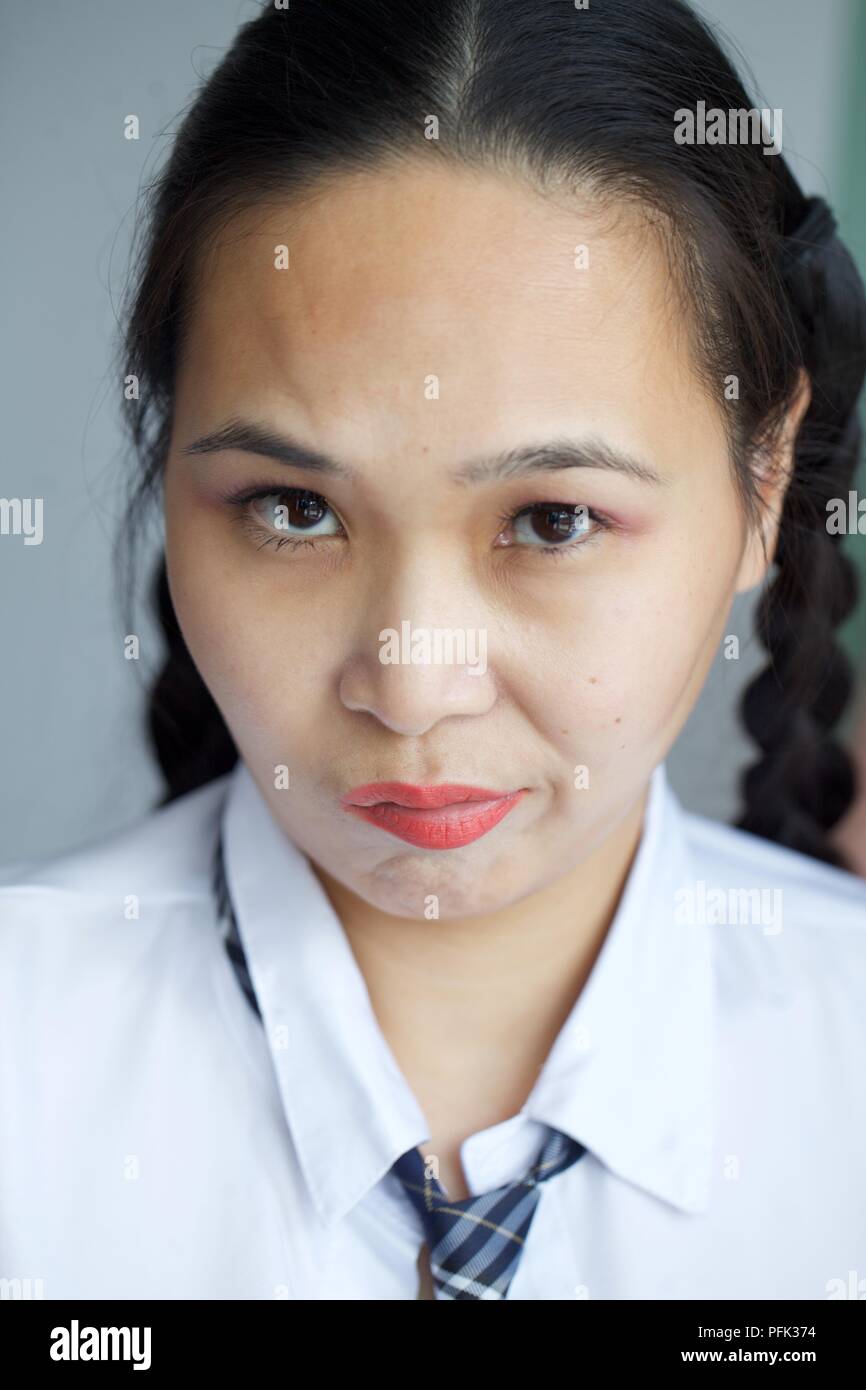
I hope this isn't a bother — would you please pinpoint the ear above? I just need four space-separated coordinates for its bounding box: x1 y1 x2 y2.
734 368 812 594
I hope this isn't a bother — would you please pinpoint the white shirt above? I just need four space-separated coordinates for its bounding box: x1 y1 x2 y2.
1 757 865 1301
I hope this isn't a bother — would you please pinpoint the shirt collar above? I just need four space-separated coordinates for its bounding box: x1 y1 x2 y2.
219 758 714 1225
524 761 716 1216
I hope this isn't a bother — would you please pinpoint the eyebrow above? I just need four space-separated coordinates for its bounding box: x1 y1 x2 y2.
181 418 665 487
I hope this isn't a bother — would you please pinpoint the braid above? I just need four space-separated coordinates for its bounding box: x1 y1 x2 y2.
148 555 237 807
736 197 866 868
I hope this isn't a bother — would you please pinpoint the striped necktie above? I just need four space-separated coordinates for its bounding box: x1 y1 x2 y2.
212 829 587 1299
392 1129 586 1299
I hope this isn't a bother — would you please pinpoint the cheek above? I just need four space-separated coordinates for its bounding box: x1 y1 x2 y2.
163 504 323 739
512 528 740 750
602 542 741 741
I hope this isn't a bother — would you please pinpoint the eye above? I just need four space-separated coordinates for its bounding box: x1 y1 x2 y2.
220 484 346 552
497 502 610 553
250 488 342 537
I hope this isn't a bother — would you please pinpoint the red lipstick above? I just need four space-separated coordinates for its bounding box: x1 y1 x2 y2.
340 782 526 849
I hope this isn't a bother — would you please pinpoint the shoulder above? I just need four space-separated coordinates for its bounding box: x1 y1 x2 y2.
0 776 241 1186
0 773 233 996
0 772 231 898
671 802 866 1210
680 802 866 925
677 802 866 1013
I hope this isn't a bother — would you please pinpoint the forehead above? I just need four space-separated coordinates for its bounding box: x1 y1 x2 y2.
176 161 706 462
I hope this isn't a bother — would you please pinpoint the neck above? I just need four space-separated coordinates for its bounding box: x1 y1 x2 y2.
311 779 650 1131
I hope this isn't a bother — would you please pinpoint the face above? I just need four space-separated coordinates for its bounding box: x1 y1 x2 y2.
164 161 783 919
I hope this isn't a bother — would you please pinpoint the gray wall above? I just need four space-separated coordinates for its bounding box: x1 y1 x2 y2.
0 0 857 858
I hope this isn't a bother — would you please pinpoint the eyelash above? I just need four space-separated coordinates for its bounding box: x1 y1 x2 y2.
217 483 615 558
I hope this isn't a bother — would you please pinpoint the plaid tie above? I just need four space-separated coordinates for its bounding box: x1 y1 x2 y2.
392 1129 586 1299
212 829 587 1298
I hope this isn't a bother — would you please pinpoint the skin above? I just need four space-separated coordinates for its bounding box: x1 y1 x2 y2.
163 160 810 1215
834 698 866 876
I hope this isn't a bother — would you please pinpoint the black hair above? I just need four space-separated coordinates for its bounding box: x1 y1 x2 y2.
117 0 866 869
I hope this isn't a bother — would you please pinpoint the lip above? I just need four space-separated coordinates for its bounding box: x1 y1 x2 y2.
340 782 527 849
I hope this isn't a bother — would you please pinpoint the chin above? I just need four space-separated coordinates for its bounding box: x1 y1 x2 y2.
357 854 527 921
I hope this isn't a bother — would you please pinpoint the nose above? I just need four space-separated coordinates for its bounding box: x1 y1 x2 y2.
340 645 497 735
338 564 498 736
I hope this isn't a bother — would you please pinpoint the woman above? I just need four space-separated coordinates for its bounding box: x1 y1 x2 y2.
2 0 865 1301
